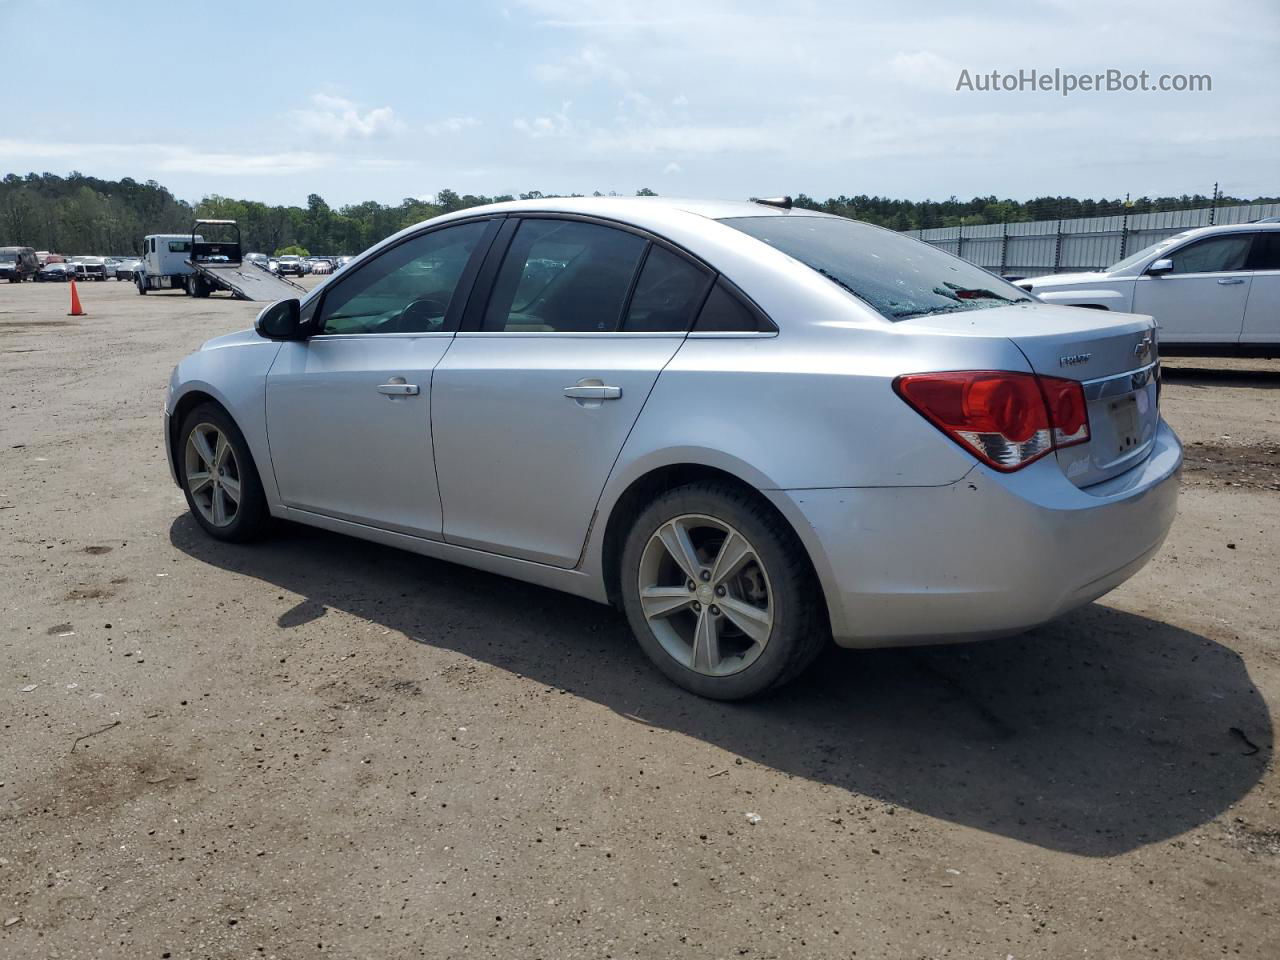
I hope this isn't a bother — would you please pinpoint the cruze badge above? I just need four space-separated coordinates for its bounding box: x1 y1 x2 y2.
1059 353 1092 367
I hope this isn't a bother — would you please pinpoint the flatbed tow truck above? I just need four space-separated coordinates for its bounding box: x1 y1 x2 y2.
136 220 306 302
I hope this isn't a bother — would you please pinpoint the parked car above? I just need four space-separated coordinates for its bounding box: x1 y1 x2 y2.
1018 223 1280 356
73 258 108 281
245 252 270 271
36 261 74 282
267 258 280 274
114 258 142 281
0 245 39 282
309 258 333 275
275 255 305 277
165 197 1181 700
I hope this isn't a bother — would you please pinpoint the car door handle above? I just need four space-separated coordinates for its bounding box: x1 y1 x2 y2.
377 382 420 396
563 384 622 400
1217 277 1246 285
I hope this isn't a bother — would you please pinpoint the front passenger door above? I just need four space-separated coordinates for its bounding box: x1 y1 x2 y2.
1131 233 1253 345
265 218 497 538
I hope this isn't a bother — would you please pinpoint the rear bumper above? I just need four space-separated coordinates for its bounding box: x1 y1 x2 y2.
769 419 1182 648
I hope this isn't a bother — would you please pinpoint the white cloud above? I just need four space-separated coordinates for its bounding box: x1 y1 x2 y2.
513 102 576 138
424 116 482 136
0 138 406 178
662 161 682 174
292 94 404 141
534 44 630 86
885 51 960 91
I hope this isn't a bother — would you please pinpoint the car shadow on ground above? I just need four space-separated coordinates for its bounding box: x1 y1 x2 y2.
170 515 1271 858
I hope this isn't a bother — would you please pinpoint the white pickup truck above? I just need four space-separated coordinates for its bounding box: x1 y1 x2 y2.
1018 222 1280 357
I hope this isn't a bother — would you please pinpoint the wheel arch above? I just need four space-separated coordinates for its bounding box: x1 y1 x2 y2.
168 389 229 481
596 462 833 631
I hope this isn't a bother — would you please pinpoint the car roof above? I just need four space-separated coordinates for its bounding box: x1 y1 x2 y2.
1161 222 1280 241
439 195 835 223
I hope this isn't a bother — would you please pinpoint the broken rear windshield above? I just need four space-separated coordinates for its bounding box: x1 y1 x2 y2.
721 215 1032 321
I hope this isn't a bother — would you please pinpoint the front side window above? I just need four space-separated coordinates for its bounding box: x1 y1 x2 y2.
318 220 489 335
722 215 1032 321
1167 234 1252 274
482 219 647 332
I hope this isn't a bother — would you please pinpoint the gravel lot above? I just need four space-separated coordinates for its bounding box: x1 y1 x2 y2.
2 278 1277 959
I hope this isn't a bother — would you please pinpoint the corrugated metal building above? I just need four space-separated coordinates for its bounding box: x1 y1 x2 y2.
903 202 1280 278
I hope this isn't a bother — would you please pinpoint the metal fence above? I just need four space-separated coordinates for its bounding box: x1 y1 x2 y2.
903 202 1280 278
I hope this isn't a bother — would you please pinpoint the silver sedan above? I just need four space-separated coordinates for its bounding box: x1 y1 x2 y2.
165 197 1181 699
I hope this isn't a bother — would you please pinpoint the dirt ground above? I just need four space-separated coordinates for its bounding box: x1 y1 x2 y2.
1 277 1277 960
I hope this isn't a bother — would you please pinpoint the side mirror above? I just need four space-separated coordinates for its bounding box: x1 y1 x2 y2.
255 298 303 340
1147 258 1174 276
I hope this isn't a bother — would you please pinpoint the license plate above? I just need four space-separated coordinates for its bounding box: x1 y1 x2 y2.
1110 395 1140 455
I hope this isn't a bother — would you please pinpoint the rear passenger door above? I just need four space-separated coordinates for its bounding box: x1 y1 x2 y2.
432 217 714 567
1242 232 1280 347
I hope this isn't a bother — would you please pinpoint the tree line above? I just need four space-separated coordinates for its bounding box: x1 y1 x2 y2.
1 171 1274 256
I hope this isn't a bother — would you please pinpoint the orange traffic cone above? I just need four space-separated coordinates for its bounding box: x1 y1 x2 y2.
68 278 85 317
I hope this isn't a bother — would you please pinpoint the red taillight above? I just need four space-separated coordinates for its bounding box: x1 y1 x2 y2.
1038 375 1089 448
894 371 1090 472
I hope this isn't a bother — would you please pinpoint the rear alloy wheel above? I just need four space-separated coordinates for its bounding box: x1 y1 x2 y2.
621 483 828 699
178 403 268 542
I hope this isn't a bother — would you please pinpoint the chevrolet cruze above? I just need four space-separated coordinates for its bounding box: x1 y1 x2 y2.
165 197 1182 699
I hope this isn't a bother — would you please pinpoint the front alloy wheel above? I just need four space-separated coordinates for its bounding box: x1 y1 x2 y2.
177 402 268 542
184 422 241 528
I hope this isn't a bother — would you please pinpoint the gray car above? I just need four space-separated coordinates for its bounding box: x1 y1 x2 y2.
165 197 1181 699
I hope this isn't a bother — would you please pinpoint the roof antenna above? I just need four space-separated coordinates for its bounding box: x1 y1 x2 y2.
751 196 793 210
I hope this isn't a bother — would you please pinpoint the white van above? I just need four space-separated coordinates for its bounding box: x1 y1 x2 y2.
136 234 201 294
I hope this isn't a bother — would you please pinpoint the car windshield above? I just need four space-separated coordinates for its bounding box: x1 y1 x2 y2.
1106 233 1188 273
721 215 1032 321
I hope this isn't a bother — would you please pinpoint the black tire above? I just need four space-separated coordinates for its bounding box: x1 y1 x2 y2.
137 277 147 294
619 482 829 700
176 402 269 543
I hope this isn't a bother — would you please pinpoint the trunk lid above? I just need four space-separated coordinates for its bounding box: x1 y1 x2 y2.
900 302 1160 487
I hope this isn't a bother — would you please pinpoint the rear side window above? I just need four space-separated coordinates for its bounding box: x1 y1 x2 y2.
721 215 1033 321
622 245 712 332
1168 234 1251 274
483 219 646 332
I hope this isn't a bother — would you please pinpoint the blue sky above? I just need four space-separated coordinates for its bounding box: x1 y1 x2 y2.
1 0 1276 207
